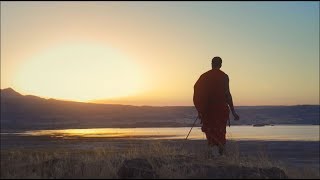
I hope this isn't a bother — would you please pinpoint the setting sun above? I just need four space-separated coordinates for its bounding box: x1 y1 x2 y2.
1 2 319 179
14 43 146 101
1 1 319 106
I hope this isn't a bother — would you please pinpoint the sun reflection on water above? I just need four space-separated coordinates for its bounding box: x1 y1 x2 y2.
18 125 320 141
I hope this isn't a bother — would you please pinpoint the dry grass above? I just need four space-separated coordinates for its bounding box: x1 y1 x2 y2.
1 140 319 179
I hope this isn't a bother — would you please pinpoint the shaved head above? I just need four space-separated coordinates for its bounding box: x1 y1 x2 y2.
212 56 222 68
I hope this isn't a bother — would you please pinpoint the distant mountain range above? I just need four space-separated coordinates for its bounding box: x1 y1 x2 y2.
1 88 319 131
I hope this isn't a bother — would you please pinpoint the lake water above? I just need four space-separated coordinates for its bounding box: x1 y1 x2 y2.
7 125 320 141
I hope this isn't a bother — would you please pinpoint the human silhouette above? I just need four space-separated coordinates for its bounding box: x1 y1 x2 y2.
193 56 240 156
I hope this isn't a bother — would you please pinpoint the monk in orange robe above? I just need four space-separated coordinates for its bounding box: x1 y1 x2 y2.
193 56 240 156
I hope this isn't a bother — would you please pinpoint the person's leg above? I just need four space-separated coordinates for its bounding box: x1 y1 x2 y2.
205 132 217 157
218 144 226 156
217 127 227 156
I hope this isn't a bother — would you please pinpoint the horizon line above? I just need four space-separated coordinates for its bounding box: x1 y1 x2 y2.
1 87 319 107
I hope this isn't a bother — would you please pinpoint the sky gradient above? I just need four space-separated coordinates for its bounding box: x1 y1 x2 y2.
1 1 319 106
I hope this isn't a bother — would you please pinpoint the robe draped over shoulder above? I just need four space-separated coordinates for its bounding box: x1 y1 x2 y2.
193 69 230 145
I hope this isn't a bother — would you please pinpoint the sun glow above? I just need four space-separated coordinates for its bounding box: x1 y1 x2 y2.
14 43 146 101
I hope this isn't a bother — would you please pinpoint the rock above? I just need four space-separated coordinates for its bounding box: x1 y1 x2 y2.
117 158 157 179
258 167 288 179
205 165 288 179
117 157 288 179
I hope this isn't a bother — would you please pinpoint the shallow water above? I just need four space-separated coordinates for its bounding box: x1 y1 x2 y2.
5 125 319 141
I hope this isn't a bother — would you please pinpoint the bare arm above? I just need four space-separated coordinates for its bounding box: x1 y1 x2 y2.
225 75 240 120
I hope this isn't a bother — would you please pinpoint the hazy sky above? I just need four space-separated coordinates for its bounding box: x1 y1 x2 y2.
1 1 319 106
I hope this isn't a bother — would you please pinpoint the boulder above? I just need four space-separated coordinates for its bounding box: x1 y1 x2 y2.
117 158 157 179
205 165 288 179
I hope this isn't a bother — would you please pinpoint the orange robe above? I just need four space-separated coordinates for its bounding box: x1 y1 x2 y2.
193 69 230 146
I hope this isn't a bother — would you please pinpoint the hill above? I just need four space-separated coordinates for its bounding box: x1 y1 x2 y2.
1 88 319 131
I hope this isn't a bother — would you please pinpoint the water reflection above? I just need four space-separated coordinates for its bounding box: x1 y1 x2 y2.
13 125 320 141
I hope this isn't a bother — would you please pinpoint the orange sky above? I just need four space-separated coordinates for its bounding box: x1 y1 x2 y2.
1 2 319 106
